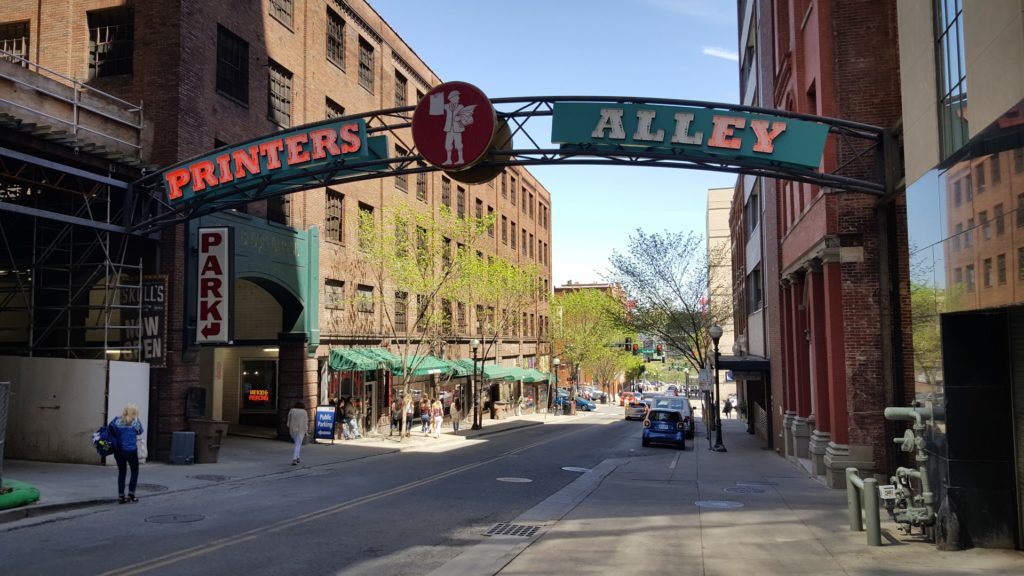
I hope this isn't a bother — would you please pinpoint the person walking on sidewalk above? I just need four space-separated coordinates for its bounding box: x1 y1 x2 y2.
390 398 402 436
110 404 144 504
431 398 444 438
420 397 431 435
344 397 362 439
723 399 734 419
450 399 462 435
403 395 414 438
287 401 308 465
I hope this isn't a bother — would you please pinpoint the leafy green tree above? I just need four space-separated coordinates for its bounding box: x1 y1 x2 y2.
606 229 729 372
550 288 627 403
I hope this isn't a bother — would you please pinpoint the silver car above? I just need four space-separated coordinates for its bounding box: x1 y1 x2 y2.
650 395 695 438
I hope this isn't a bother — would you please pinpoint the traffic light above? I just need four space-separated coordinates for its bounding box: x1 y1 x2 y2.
656 343 663 356
632 343 639 355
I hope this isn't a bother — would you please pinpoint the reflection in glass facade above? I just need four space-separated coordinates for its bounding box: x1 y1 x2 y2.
907 99 1024 415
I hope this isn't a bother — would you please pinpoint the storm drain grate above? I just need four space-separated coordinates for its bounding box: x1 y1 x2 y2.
484 523 541 538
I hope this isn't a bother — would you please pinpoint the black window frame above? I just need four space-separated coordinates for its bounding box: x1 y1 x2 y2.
87 7 134 79
326 8 345 69
216 25 249 104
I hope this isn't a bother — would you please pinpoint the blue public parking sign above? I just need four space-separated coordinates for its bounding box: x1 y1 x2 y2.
314 405 336 442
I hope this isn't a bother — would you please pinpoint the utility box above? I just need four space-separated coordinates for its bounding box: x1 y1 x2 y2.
170 431 195 465
189 418 228 463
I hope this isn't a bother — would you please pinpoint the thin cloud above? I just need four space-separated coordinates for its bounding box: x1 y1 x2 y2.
703 47 739 62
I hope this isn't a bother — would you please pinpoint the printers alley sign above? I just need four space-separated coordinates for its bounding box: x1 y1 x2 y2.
551 103 829 169
162 119 371 203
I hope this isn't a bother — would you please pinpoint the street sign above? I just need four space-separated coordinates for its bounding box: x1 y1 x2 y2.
196 227 231 344
314 406 336 442
412 81 496 171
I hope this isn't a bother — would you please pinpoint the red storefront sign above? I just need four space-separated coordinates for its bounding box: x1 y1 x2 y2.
412 81 496 171
197 227 231 344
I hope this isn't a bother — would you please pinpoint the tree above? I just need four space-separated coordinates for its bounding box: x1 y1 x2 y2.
550 288 627 404
357 201 490 438
606 229 729 373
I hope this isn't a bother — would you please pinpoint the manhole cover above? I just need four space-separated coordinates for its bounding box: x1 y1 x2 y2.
135 483 168 492
737 481 778 487
724 486 766 494
561 467 590 473
496 477 533 483
695 500 744 509
145 514 205 524
485 523 541 537
188 475 232 482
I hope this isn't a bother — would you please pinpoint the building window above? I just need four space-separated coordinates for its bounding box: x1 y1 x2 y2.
358 203 374 250
269 0 293 28
1015 149 1024 174
501 216 508 243
964 174 973 200
457 187 466 219
441 177 451 208
935 0 968 159
357 285 374 313
965 264 975 292
995 203 1005 236
522 230 528 254
964 218 974 248
326 8 345 69
528 192 535 219
87 8 133 79
501 174 507 198
326 97 345 119
975 163 986 192
953 181 961 207
487 207 494 237
998 253 1007 285
475 198 483 219
416 164 427 202
416 295 429 332
747 266 764 311
442 237 452 269
395 146 409 192
325 280 345 309
358 37 374 92
0 20 30 63
745 188 760 234
476 304 485 335
325 189 344 243
1019 248 1024 280
394 292 408 332
268 60 292 127
953 267 962 285
529 233 534 258
268 195 290 225
510 176 517 206
216 25 248 104
511 222 517 250
952 223 962 251
983 258 993 288
457 302 466 332
980 210 990 241
992 154 1002 185
395 71 407 107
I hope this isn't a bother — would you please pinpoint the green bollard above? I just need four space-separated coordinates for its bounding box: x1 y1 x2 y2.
846 468 863 532
864 478 882 546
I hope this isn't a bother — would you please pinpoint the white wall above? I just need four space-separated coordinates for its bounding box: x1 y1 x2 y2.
0 356 148 464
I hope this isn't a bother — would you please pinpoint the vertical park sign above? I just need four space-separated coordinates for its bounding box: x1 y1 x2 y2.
197 227 232 344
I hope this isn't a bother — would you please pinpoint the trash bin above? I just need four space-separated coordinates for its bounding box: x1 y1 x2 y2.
188 418 229 463
562 402 572 415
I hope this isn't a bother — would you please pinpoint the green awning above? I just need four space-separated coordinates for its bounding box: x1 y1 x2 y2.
448 359 517 381
448 358 475 377
328 348 399 372
393 355 453 377
520 368 552 383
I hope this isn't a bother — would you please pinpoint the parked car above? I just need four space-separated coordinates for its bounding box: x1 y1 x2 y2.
665 385 679 396
649 395 695 438
554 395 597 411
642 409 686 450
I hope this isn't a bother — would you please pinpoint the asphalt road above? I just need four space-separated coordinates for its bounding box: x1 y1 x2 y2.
1 410 650 576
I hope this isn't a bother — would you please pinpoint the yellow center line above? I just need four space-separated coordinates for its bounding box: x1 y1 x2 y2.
102 425 589 576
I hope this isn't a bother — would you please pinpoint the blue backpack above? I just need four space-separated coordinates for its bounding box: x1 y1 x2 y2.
92 421 119 457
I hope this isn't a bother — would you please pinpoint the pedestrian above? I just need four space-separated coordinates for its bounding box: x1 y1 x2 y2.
723 399 734 419
431 398 444 438
110 403 144 504
403 395 414 437
288 401 308 465
420 397 431 435
333 398 344 440
514 394 524 417
346 397 362 439
450 398 462 434
390 397 402 436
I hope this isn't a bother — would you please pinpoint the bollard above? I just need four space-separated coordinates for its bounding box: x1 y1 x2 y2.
864 478 882 546
847 468 864 532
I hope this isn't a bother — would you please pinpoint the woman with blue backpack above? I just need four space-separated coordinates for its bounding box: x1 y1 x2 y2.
110 404 145 503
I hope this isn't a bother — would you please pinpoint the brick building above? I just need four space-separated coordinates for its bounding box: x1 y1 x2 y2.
0 0 552 459
731 0 909 488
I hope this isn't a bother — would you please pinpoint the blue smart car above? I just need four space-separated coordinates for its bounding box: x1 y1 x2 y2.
642 409 686 450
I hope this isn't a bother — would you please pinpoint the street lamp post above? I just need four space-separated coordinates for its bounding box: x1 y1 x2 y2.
708 325 727 452
570 362 580 415
549 357 560 418
471 339 482 430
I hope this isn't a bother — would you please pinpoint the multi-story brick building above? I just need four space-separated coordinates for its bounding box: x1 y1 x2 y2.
0 0 552 459
731 0 908 488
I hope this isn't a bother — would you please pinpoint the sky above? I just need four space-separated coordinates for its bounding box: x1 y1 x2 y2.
369 0 741 286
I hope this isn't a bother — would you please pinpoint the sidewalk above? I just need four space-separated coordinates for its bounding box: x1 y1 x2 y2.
0 409 572 528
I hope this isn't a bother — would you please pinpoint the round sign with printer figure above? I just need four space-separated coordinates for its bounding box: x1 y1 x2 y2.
412 81 496 171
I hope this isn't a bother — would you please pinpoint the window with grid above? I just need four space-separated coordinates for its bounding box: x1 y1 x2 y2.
457 187 466 219
394 292 408 332
325 189 344 243
952 223 962 251
975 163 986 192
501 173 507 198
416 164 427 201
88 8 133 79
358 37 374 92
325 279 345 309
442 299 453 332
992 154 1002 185
965 174 973 200
965 218 974 248
1018 194 1024 227
216 25 248 103
476 305 484 335
511 222 517 250
457 302 466 332
980 210 990 241
416 295 429 332
521 187 528 212
510 176 517 206
416 226 428 268
998 253 1007 285
326 97 345 119
747 266 764 311
528 193 535 219
394 71 407 107
357 285 374 313
529 233 534 258
935 0 968 160
475 199 483 219
984 258 993 288
965 264 975 292
442 237 452 269
995 203 1005 236
269 0 293 28
395 146 409 192
441 177 451 208
268 60 292 127
1019 248 1024 280
358 203 373 250
953 181 961 206
521 230 527 254
501 216 508 243
1015 149 1024 174
326 8 344 68
0 21 30 64
487 207 494 237
954 267 962 285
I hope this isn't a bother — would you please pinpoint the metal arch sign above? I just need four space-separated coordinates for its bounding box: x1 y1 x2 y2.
161 119 379 204
412 81 497 171
551 103 829 170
